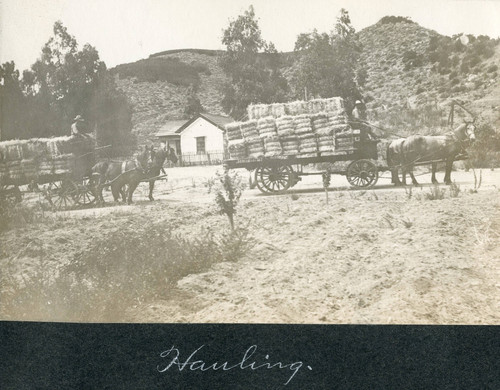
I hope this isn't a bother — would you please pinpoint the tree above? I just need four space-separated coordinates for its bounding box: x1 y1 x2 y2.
20 21 134 155
0 62 27 140
290 9 364 106
183 84 204 118
207 170 245 231
219 6 288 119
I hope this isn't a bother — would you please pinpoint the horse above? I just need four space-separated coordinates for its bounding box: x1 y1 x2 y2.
387 119 476 186
144 146 178 201
92 146 153 203
92 145 178 204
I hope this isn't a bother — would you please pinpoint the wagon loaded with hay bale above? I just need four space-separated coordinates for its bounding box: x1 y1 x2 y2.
224 97 380 194
0 135 98 209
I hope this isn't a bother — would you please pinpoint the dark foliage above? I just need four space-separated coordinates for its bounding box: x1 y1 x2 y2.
183 84 205 118
379 16 415 25
219 6 289 119
402 50 424 70
1 22 134 156
113 57 205 86
290 9 364 105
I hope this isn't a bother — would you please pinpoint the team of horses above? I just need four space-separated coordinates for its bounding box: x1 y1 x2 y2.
88 118 476 203
386 119 476 186
91 145 178 204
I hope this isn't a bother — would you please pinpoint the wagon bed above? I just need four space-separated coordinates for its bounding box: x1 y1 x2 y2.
0 135 98 209
224 136 381 193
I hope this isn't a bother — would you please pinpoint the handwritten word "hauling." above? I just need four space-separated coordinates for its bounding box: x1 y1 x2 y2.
157 344 312 385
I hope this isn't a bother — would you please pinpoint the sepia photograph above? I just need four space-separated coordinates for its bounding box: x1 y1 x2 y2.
1 0 499 327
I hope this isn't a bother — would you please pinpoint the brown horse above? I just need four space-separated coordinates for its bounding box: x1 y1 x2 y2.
92 146 177 204
146 146 178 201
387 120 476 186
92 146 153 203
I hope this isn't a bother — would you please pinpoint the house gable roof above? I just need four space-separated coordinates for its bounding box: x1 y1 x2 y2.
155 113 232 137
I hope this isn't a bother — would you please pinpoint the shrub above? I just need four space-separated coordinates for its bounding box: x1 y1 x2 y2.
0 196 47 232
207 170 246 230
0 223 253 321
487 65 498 73
449 182 461 198
424 185 446 200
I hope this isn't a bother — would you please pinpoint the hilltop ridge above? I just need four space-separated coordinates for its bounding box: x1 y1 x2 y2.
111 18 500 143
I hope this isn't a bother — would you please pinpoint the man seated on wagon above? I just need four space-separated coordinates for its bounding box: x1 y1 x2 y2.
349 100 377 141
70 115 87 137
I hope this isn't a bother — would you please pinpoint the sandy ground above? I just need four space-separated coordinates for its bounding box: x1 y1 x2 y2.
1 166 499 324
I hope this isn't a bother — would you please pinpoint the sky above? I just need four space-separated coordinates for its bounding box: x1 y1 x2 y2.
1 0 500 72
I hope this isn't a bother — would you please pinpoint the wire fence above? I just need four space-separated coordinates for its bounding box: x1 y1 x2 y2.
177 150 228 167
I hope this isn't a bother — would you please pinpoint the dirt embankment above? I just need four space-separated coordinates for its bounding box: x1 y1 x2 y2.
0 168 498 324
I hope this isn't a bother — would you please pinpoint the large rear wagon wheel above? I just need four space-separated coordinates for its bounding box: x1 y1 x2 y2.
346 159 378 188
255 165 293 194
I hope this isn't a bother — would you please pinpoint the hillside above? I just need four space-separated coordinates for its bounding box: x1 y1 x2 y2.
358 18 500 129
112 50 229 143
112 19 500 144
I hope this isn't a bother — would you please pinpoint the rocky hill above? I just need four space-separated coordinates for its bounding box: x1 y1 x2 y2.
112 19 500 143
357 17 500 131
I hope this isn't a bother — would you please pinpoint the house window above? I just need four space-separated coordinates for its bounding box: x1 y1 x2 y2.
196 136 206 154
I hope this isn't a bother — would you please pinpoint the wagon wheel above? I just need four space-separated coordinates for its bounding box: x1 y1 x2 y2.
255 165 293 194
46 179 79 210
0 185 22 203
346 159 378 188
74 178 97 207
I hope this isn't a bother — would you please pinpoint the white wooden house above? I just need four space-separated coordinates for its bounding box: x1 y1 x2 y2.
156 113 232 165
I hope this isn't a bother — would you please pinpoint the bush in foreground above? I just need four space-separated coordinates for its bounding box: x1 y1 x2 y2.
0 222 253 322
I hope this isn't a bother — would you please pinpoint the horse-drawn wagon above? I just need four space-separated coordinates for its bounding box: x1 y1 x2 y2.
0 135 98 209
223 97 381 193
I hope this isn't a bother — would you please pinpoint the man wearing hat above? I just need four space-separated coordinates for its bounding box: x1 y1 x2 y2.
350 100 376 140
351 100 367 122
71 115 86 136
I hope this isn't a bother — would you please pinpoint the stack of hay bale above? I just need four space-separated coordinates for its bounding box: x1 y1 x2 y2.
276 116 299 156
0 135 93 186
311 114 335 156
293 114 317 156
257 118 282 157
225 97 357 160
240 120 264 159
226 122 246 160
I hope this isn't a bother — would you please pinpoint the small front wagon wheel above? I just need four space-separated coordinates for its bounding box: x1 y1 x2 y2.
346 159 378 188
74 178 97 207
46 179 79 210
255 165 293 194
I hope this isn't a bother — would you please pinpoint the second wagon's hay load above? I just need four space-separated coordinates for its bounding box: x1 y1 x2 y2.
225 96 355 159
